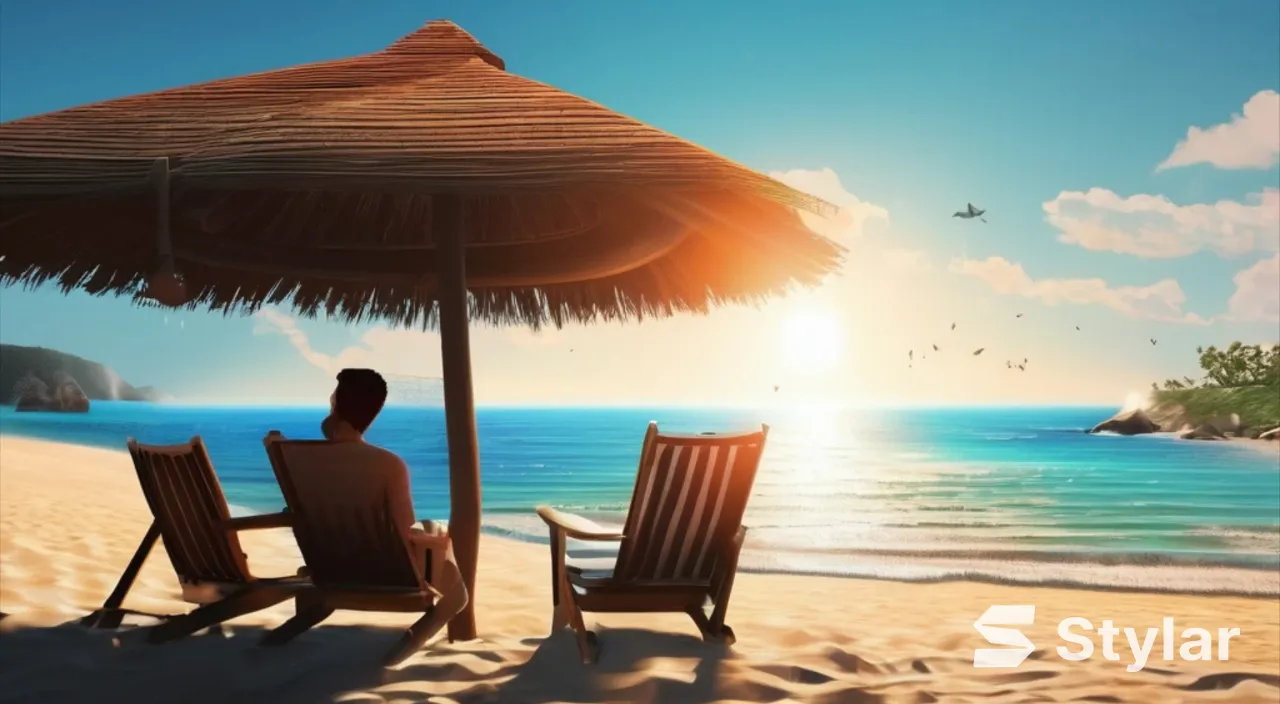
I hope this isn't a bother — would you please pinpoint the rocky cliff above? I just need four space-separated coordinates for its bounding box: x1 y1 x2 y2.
1 344 164 406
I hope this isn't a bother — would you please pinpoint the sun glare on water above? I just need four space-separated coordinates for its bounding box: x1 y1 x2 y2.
779 308 845 375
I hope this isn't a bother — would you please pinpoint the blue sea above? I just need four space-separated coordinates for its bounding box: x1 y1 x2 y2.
2 402 1277 591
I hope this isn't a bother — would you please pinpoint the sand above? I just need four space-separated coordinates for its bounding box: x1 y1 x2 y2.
1 436 1278 704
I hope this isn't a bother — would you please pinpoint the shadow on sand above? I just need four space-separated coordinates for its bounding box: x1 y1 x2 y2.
0 620 748 704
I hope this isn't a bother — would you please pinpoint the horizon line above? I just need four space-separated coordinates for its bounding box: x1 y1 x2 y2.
74 400 1126 410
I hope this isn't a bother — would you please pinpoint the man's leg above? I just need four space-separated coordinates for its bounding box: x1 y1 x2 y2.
430 551 468 632
384 542 471 664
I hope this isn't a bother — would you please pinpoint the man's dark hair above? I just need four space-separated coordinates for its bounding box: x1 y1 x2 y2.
333 368 388 433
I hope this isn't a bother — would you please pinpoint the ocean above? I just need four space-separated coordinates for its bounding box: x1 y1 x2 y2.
2 402 1277 593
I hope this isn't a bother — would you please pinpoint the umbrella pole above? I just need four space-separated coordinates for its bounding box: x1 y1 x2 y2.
435 196 481 641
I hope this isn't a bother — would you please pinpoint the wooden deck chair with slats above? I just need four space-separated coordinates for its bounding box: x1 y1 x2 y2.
537 422 768 664
260 433 456 666
81 437 306 642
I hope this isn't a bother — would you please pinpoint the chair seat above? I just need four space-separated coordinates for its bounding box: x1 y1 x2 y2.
303 585 437 612
179 575 309 604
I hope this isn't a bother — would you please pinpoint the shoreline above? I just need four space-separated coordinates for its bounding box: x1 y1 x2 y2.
4 435 1279 702
10 432 1280 598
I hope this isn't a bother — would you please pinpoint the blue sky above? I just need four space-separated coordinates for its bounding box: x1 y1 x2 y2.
1 0 1277 405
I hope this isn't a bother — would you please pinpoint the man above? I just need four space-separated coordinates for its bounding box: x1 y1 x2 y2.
312 368 468 635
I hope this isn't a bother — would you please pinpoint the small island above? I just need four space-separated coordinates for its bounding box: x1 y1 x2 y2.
0 344 166 413
1090 342 1280 442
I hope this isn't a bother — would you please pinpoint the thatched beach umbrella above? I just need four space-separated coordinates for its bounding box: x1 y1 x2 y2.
0 20 842 639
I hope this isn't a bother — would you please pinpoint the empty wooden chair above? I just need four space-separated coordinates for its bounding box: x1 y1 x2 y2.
82 437 305 642
260 433 456 666
537 422 768 663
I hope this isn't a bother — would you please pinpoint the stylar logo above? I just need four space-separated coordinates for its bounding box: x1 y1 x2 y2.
973 605 1037 668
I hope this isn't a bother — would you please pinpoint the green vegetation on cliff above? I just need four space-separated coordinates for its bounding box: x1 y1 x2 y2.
1149 342 1280 434
1151 386 1280 433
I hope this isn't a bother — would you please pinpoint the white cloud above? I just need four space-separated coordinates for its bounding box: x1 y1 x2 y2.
253 308 442 377
1226 253 1280 323
881 248 932 274
1157 90 1280 171
1042 187 1280 258
769 167 889 243
949 256 1210 324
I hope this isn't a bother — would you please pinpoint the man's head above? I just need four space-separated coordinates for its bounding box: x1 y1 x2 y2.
330 368 388 435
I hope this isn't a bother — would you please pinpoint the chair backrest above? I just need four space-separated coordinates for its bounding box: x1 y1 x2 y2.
127 437 251 585
263 435 424 592
613 422 768 583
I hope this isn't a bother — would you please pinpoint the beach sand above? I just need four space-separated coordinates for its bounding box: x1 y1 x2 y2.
2 436 1278 703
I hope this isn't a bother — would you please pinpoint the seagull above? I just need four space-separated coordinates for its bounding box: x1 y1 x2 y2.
973 347 985 356
1150 338 1157 346
1006 361 1013 369
908 350 914 361
932 344 939 352
1075 326 1080 331
773 385 780 393
1016 313 1023 318
1023 358 1028 364
953 203 987 223
1017 364 1026 372
951 322 956 331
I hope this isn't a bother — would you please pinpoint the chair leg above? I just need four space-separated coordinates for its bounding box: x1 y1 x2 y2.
146 586 293 644
260 592 333 647
547 528 569 634
382 607 442 667
84 522 161 629
688 606 736 645
548 526 598 664
563 588 598 665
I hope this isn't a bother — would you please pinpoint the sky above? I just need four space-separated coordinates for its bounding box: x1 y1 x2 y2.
0 0 1277 407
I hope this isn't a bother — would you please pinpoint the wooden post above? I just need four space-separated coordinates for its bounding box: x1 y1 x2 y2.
435 195 481 641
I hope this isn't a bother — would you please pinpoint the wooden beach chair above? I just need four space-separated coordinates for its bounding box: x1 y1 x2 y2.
81 437 306 643
260 433 454 666
537 422 768 664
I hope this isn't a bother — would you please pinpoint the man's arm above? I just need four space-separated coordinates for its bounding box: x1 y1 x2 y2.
387 454 420 534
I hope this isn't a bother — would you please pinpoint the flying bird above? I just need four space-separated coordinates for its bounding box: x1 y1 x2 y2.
909 350 914 361
1006 361 1013 369
773 385 780 393
1016 313 1023 318
1150 338 1157 346
932 344 939 352
973 348 985 356
953 203 987 223
1075 326 1080 331
1017 364 1026 371
1023 358 1028 364
951 323 957 331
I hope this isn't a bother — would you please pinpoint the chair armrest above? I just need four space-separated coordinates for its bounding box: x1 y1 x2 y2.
407 528 452 551
224 509 291 531
536 505 625 541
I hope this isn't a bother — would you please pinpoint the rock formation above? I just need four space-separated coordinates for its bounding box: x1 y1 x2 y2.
11 370 90 413
1088 408 1160 436
1179 422 1227 441
13 372 54 411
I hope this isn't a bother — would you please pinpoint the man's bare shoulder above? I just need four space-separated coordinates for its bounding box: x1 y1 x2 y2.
356 442 410 471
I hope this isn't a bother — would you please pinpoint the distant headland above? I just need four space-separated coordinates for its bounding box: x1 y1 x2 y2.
0 344 167 413
1090 342 1280 443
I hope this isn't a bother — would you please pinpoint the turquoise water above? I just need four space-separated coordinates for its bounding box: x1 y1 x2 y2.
2 402 1277 581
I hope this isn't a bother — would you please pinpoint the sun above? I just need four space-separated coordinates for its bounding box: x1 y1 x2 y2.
779 308 845 374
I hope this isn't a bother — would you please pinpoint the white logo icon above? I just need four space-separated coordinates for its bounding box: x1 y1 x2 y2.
973 604 1036 668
